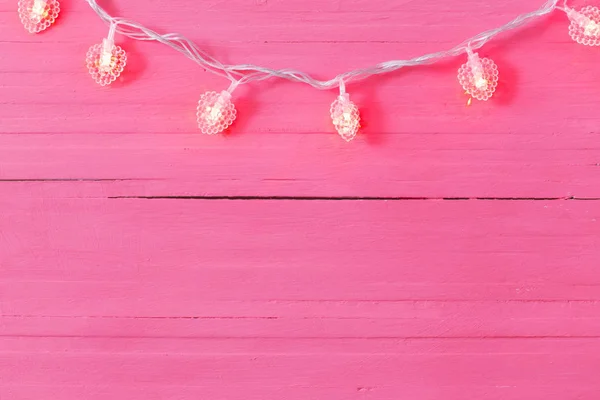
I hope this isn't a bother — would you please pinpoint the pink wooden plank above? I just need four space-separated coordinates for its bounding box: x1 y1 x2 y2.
1 198 600 319
1 198 599 295
1 351 599 387
3 313 600 338
1 336 597 355
1 382 596 400
1 133 600 198
2 337 599 399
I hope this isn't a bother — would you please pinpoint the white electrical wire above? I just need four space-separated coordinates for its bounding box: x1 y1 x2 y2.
85 0 564 91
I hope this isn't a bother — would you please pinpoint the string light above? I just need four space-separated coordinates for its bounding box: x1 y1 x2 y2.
330 82 360 142
18 0 60 33
458 48 499 103
86 24 127 86
565 6 600 46
196 88 237 135
19 0 599 140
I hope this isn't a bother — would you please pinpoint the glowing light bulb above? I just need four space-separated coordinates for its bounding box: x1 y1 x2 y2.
18 0 60 33
585 20 600 36
30 0 46 19
330 93 360 142
196 91 237 134
473 72 488 91
457 49 498 102
86 25 127 86
566 6 600 46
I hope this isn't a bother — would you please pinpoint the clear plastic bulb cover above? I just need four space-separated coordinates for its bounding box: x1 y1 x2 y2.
18 0 60 34
86 40 127 86
567 6 600 46
330 93 360 142
458 52 499 101
196 91 237 135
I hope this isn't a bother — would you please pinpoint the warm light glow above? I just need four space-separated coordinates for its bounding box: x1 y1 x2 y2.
196 91 237 134
474 77 488 90
18 0 60 33
86 39 127 86
333 111 355 135
470 60 488 90
99 39 114 71
566 6 600 46
30 0 47 19
207 105 223 124
99 51 113 70
458 50 498 102
584 20 600 37
330 93 360 141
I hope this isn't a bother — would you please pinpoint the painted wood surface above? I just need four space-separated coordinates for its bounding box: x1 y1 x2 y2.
1 0 600 399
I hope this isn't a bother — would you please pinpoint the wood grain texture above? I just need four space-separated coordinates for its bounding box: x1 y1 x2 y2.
2 0 600 398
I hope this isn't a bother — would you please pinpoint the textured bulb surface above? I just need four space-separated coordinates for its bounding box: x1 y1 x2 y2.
18 0 60 33
567 6 600 46
330 93 360 142
458 51 498 102
86 39 127 86
196 91 237 135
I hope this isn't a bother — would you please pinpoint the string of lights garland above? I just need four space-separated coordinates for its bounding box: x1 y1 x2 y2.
17 0 600 141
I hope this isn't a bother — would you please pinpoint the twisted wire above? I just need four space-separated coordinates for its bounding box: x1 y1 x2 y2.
85 0 563 91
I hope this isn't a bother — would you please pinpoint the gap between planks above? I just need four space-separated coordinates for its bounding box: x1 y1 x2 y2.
4 180 599 200
107 195 600 201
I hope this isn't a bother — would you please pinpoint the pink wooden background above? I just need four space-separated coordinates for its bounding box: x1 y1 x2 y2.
2 0 600 398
